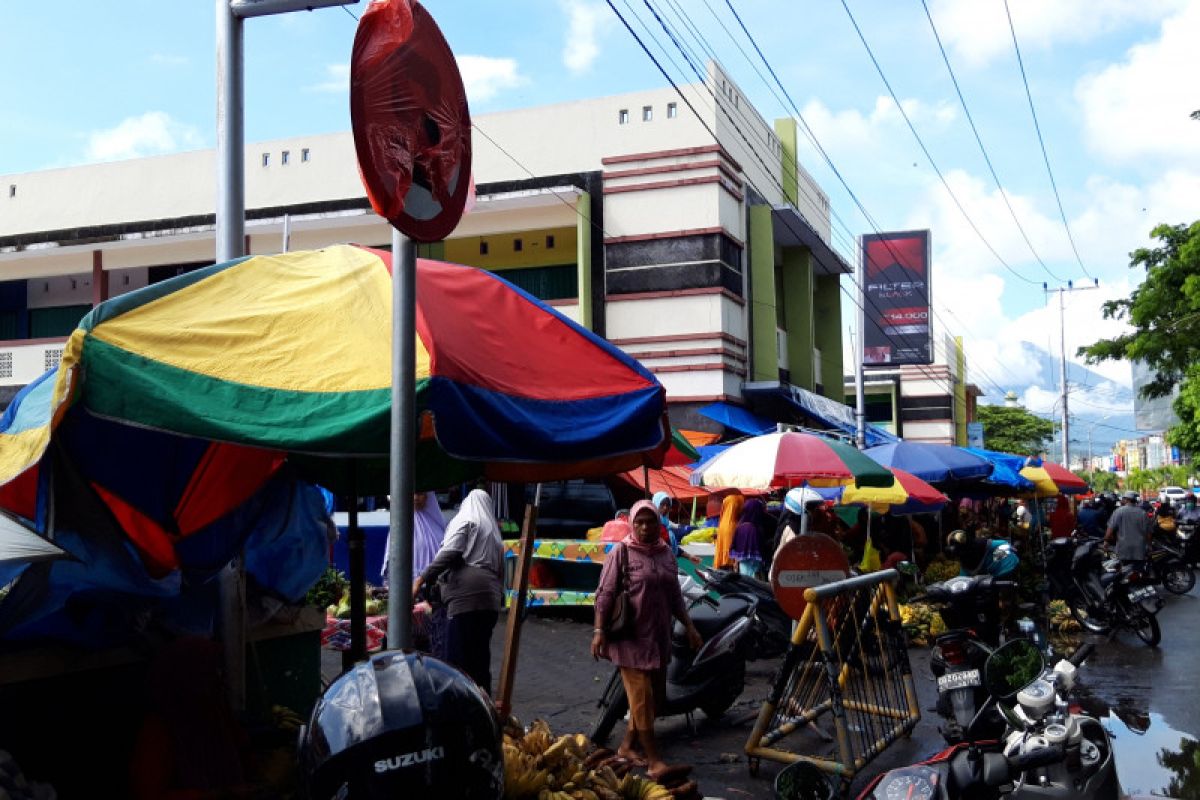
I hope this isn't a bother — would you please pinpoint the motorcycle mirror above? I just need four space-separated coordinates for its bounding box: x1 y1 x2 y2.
774 760 836 800
983 638 1045 700
895 560 919 577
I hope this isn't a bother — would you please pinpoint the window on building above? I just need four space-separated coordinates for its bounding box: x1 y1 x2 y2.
501 264 578 301
281 150 290 165
546 235 555 249
666 102 677 119
513 238 523 252
479 241 489 256
301 148 311 162
618 109 629 125
261 153 270 167
642 105 653 122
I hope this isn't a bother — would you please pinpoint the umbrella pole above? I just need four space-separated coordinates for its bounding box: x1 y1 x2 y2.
387 230 416 649
642 464 651 498
498 483 541 716
346 471 366 667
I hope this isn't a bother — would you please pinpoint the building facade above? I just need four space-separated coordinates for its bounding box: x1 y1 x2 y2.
0 62 851 433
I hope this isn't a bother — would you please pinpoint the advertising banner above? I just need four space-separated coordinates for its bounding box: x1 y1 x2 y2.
862 230 932 365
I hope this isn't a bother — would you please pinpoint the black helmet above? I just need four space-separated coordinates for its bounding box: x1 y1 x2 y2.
300 651 503 799
945 529 973 559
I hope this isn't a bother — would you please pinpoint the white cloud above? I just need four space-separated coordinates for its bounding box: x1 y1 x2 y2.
1075 3 1200 165
559 0 612 74
308 63 349 94
457 55 527 103
85 112 203 163
801 96 957 153
928 0 1187 68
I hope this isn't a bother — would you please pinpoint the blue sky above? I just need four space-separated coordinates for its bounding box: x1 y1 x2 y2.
3 0 1198 445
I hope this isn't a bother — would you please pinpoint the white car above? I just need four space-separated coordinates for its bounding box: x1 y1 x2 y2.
1159 486 1190 504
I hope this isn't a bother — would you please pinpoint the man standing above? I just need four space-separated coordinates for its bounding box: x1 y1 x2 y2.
1105 490 1151 566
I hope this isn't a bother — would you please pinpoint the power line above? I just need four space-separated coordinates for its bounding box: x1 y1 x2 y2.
630 0 965 399
1003 0 1094 280
836 0 1041 287
918 0 1067 283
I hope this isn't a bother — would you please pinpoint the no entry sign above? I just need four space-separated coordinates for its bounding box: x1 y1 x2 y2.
770 532 851 620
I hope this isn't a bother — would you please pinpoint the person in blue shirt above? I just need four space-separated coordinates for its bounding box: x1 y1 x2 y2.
945 528 1019 579
1076 499 1106 538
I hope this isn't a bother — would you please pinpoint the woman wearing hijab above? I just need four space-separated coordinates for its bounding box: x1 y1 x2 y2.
730 498 767 577
713 493 744 570
592 500 703 781
412 488 504 693
652 490 701 564
386 491 448 656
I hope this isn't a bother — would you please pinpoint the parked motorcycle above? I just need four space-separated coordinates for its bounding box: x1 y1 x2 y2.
1144 538 1196 595
1174 516 1200 566
911 573 1017 743
694 566 792 660
850 638 1119 800
1063 537 1165 647
589 589 757 743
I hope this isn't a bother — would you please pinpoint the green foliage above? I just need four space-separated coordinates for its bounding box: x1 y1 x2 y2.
975 404 1056 456
1079 469 1119 493
1081 221 1200 451
304 566 348 610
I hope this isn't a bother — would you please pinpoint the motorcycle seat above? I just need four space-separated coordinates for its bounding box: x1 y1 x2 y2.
686 595 752 638
1100 572 1119 587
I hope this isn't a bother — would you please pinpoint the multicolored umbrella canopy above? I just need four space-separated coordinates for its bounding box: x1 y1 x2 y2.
863 441 994 487
841 467 949 515
691 432 894 490
1020 459 1089 497
0 244 669 495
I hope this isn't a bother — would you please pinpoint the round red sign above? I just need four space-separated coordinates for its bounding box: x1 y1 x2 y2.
769 532 851 621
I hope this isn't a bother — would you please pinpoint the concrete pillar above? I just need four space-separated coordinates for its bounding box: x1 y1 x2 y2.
576 191 593 330
781 247 813 390
91 250 108 307
748 205 778 381
813 273 843 397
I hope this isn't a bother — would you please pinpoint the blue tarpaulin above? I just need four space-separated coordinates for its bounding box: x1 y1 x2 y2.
697 403 776 436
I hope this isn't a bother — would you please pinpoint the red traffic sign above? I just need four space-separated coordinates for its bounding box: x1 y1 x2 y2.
769 533 851 621
350 0 472 243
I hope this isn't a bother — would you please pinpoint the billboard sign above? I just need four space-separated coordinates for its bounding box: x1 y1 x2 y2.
861 230 932 365
967 421 984 449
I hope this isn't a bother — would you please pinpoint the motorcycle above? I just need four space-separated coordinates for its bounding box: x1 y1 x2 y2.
910 573 1017 743
1064 537 1165 647
693 566 792 660
1174 515 1200 566
589 588 757 744
1143 537 1196 595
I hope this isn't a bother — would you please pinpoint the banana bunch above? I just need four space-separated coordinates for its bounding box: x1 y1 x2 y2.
1047 599 1082 633
898 602 945 647
923 557 962 584
270 704 304 733
616 774 671 800
504 742 551 799
519 719 554 758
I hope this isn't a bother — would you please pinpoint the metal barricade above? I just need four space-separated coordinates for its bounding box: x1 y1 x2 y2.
745 569 920 786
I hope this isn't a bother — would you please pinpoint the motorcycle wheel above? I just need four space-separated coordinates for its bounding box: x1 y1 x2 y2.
1162 562 1196 595
1068 600 1111 634
589 680 629 744
1132 611 1162 647
700 659 746 719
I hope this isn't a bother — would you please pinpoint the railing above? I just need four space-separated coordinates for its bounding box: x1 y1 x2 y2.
744 569 920 789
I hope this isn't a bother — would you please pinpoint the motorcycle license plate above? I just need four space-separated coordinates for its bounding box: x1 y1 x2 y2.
1130 586 1158 602
937 669 981 692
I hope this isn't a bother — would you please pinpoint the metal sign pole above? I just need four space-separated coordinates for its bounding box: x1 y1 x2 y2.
387 229 416 648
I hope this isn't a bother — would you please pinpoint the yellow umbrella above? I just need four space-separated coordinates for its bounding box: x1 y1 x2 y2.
1019 460 1089 498
841 468 949 514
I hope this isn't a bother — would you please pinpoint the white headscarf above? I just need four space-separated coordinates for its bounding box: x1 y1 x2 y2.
442 489 503 574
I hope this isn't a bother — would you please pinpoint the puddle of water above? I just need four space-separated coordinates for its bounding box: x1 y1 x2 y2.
1102 711 1200 799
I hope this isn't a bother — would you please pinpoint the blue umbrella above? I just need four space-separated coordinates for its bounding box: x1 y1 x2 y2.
863 441 994 486
963 447 1036 494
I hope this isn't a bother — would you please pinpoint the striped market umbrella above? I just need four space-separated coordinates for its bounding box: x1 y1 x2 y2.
690 431 894 491
842 467 949 515
0 244 670 495
1021 458 1089 497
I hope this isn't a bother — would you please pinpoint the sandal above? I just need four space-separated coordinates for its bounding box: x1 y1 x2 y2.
647 763 693 784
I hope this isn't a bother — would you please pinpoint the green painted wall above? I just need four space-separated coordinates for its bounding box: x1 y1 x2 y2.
955 335 967 445
749 205 779 381
773 118 799 207
576 191 592 330
813 274 843 397
781 247 813 390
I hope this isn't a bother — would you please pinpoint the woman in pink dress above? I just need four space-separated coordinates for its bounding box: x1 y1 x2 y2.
591 500 702 780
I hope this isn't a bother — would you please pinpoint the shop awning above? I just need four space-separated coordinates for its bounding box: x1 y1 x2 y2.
742 381 899 447
697 403 776 437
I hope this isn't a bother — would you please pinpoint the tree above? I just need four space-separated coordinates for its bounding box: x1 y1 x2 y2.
1080 469 1119 493
975 404 1056 456
1081 221 1200 449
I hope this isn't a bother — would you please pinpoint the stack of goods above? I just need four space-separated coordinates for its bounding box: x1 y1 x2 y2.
502 719 699 800
898 602 947 647
921 556 961 584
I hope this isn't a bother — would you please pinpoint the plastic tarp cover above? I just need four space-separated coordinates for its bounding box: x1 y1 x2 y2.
0 513 65 566
697 403 776 437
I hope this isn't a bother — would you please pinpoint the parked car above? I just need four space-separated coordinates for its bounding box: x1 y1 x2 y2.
1159 486 1189 505
527 479 617 539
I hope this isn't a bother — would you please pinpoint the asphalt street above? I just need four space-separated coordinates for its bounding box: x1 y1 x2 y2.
321 584 1200 798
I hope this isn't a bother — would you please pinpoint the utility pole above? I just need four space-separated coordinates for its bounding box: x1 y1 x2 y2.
854 237 867 450
1043 279 1099 469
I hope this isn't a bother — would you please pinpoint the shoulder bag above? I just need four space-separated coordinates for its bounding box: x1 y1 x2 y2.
603 543 636 641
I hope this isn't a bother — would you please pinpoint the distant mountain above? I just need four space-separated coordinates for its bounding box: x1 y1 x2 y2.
975 340 1137 451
